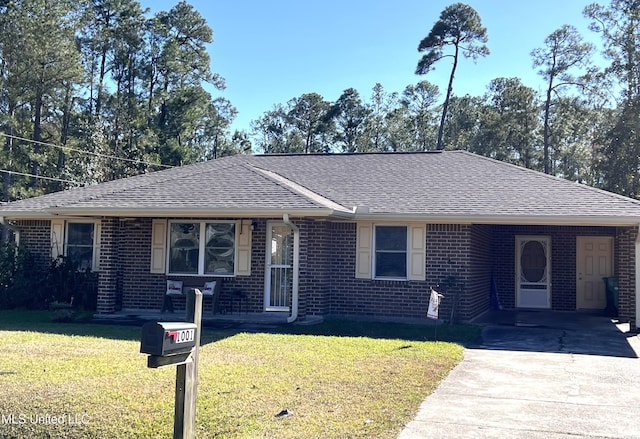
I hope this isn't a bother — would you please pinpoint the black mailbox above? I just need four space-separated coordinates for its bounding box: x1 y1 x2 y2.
140 321 197 356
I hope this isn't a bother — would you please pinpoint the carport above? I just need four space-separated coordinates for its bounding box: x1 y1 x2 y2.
484 223 639 329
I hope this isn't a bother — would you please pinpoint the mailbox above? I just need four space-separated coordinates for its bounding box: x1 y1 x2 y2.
140 321 197 357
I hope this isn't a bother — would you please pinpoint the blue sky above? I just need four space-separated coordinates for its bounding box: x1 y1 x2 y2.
142 1 601 132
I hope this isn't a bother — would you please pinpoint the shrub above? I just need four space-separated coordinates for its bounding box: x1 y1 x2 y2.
0 241 44 309
45 256 98 311
0 243 97 311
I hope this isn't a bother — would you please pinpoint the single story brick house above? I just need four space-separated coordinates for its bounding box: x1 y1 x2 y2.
1 151 640 328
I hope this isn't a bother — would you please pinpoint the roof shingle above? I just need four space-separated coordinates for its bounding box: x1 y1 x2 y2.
3 151 640 225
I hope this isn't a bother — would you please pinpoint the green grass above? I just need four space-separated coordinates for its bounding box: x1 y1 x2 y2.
0 311 480 438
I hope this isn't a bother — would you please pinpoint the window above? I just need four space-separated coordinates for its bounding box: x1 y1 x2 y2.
356 223 425 281
168 221 236 276
374 225 408 279
66 222 95 271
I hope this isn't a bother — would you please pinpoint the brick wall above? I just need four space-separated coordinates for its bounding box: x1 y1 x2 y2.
118 218 163 310
326 222 429 318
96 218 118 314
469 224 493 319
19 217 634 323
14 220 51 271
425 224 470 321
616 226 636 327
326 222 486 321
300 219 331 316
115 218 273 313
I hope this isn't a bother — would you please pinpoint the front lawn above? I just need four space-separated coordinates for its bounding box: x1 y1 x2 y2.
0 311 479 438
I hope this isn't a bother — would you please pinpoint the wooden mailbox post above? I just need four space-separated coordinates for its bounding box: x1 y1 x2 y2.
141 289 202 439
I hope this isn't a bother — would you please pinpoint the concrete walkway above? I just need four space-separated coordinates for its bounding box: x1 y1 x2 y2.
398 312 640 438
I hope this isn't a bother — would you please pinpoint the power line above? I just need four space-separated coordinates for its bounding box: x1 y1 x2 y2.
0 132 174 169
0 169 80 184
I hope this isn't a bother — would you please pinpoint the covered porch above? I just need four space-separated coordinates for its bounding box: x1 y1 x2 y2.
485 224 638 327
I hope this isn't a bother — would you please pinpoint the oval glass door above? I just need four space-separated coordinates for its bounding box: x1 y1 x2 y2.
516 236 551 308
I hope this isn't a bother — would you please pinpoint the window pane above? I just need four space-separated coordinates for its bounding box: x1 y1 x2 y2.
375 225 407 278
66 223 94 270
67 247 94 271
375 226 407 251
169 223 199 274
204 223 235 275
375 253 407 278
68 223 93 246
271 226 293 266
521 240 547 283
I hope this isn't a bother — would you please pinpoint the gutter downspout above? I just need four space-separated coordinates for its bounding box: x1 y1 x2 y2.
0 216 20 246
283 213 299 323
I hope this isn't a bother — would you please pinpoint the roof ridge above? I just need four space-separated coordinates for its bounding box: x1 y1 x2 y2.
244 162 352 213
254 150 444 158
458 150 640 208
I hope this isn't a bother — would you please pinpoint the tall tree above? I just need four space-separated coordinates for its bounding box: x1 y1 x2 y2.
250 105 296 154
476 78 540 168
531 25 595 174
361 83 399 152
415 3 489 150
385 106 414 151
400 81 439 150
546 96 600 183
146 1 227 166
286 93 333 153
443 94 484 151
585 0 640 197
332 88 370 153
0 0 83 198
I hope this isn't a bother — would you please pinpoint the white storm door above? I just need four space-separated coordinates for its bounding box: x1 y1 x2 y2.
516 236 551 309
265 223 294 311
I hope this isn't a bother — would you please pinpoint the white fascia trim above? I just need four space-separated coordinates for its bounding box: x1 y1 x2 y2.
351 213 640 227
13 207 355 219
0 211 52 219
6 210 640 226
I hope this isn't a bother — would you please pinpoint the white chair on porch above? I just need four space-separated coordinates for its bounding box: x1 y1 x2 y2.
161 279 183 313
201 280 220 315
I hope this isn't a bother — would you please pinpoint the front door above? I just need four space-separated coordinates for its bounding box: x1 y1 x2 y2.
576 236 613 310
516 236 551 308
265 223 294 311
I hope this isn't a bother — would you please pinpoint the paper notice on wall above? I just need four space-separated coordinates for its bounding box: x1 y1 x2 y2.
427 289 443 320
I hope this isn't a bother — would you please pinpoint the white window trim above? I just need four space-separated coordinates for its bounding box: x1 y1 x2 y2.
373 224 409 281
356 222 426 281
166 220 239 277
64 219 101 272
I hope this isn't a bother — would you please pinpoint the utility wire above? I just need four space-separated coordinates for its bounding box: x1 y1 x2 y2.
0 132 173 169
0 168 80 184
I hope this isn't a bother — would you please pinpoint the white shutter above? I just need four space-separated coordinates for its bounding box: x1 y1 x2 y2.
236 220 252 276
408 224 426 281
92 221 102 271
150 219 167 273
50 219 65 260
355 222 373 279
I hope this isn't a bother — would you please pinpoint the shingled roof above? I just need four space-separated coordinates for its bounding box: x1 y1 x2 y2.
3 151 640 225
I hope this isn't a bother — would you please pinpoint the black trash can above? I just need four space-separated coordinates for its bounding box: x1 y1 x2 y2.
602 276 619 317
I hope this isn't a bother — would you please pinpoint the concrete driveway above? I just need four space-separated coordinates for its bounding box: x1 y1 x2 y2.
398 312 640 438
